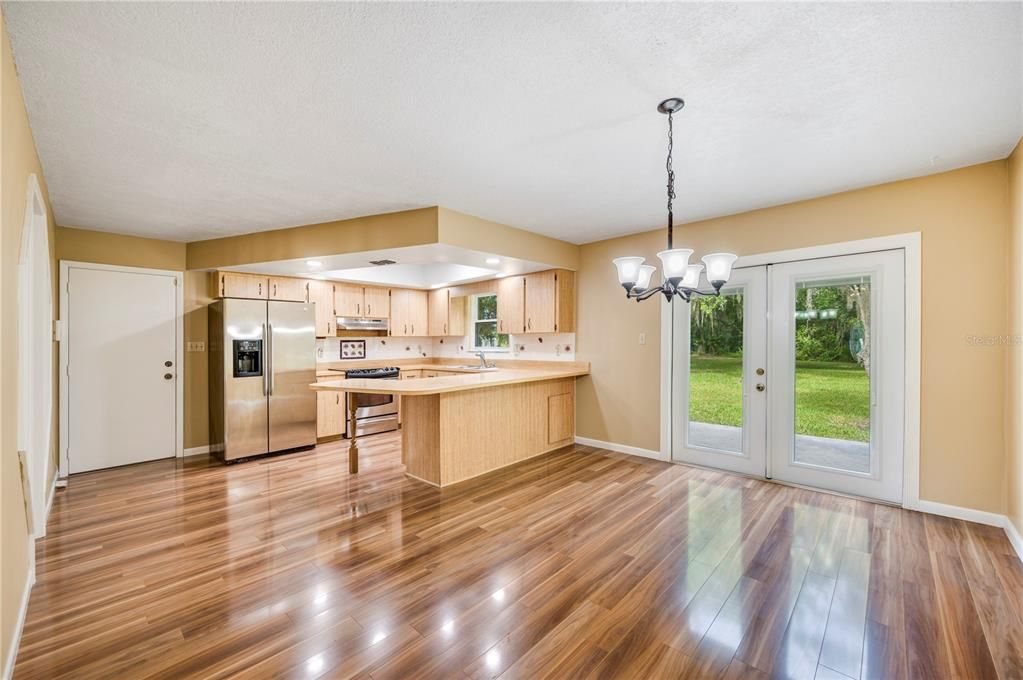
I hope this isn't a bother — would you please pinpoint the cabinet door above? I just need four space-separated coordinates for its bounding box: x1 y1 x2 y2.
316 390 345 438
449 295 467 336
220 272 268 299
308 280 335 337
428 288 449 336
408 290 429 337
364 287 390 318
390 289 409 336
525 271 557 333
269 277 308 302
336 283 365 317
497 276 526 334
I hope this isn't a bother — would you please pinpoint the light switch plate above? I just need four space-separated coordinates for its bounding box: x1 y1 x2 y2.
187 341 206 352
638 332 646 346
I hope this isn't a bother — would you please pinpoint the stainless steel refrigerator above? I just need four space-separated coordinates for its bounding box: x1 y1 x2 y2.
208 299 316 462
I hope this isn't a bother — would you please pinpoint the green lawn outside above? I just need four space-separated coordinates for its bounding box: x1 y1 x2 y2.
689 356 870 442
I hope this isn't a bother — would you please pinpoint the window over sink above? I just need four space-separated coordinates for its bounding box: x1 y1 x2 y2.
472 294 509 350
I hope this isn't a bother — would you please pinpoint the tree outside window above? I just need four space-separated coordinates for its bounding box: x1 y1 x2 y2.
473 294 509 349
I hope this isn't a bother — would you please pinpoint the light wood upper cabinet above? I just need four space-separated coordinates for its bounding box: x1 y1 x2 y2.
364 287 390 318
497 276 526 334
524 270 575 334
269 276 308 302
308 280 335 338
335 283 364 317
449 295 467 336
428 289 447 336
216 272 269 299
429 289 468 336
391 288 428 337
408 290 428 337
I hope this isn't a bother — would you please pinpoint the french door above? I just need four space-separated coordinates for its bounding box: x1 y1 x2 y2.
672 250 905 503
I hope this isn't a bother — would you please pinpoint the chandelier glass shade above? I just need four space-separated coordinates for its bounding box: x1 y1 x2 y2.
613 98 737 302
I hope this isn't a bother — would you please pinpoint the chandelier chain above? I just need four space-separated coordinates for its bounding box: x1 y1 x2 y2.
666 112 675 216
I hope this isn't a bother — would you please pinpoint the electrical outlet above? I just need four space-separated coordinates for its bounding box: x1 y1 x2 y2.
638 333 646 346
187 341 206 352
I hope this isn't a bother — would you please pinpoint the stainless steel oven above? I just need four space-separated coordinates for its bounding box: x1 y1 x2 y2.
329 367 400 437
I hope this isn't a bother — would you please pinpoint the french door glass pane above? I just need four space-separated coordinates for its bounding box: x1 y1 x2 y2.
689 289 744 453
792 276 871 473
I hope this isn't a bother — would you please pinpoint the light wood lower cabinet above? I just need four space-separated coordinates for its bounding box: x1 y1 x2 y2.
401 378 575 486
316 389 345 439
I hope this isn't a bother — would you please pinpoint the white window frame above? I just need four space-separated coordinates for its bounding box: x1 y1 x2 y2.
470 293 509 352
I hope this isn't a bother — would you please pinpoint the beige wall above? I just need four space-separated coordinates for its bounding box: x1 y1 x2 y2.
578 160 1011 514
1008 140 1023 533
186 207 440 270
437 207 580 271
183 272 210 450
56 226 186 271
1 13 57 668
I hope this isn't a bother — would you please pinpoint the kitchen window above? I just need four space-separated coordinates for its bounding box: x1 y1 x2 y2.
472 294 510 350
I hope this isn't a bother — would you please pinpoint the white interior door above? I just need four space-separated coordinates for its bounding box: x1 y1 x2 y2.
672 266 768 476
64 264 180 474
768 251 905 503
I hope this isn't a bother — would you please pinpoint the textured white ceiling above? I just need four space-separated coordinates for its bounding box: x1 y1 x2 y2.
4 2 1021 244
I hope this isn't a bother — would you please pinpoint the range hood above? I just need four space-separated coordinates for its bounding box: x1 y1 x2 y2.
336 316 389 331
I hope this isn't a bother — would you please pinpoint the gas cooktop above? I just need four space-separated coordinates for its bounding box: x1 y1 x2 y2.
331 366 400 379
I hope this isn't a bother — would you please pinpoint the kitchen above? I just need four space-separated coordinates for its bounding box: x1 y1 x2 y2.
205 251 589 485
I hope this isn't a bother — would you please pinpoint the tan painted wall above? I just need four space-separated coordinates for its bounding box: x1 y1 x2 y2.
1008 140 1023 533
183 272 210 450
1 13 57 668
437 207 580 271
56 226 186 271
578 160 1011 514
186 207 439 270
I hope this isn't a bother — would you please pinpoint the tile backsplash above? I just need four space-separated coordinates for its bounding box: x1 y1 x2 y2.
432 333 576 362
316 337 432 362
316 333 576 363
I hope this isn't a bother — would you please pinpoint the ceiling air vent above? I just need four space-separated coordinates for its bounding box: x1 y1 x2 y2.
368 259 396 266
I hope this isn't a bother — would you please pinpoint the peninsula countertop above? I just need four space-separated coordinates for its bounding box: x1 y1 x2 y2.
310 362 589 396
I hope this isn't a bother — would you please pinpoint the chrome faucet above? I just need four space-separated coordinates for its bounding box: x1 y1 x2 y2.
475 350 493 369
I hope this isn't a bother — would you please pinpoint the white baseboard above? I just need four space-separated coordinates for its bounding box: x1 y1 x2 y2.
184 445 211 457
1005 517 1023 564
574 436 668 462
910 499 1005 527
3 539 36 680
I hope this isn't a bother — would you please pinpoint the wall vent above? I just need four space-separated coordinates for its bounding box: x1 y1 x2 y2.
369 259 396 266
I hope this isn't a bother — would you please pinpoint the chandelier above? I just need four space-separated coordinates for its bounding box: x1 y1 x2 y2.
613 98 737 302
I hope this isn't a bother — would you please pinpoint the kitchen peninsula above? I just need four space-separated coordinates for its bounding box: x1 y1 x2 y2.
312 361 589 486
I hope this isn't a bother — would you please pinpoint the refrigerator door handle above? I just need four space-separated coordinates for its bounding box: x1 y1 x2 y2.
267 322 274 395
262 322 269 396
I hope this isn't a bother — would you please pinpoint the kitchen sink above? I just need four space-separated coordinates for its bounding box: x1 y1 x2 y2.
454 365 499 372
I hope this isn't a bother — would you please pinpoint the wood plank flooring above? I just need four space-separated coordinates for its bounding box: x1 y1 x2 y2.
13 433 1023 679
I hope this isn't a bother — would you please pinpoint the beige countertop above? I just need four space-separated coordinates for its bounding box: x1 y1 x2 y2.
311 362 589 396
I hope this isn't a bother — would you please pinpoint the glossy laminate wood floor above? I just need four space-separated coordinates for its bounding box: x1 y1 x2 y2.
14 433 1023 679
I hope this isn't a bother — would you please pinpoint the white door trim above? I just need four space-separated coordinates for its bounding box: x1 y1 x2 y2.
16 174 53 537
660 232 922 509
58 260 185 480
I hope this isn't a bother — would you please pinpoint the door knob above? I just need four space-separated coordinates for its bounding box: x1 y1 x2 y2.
164 373 174 380
755 383 766 392
164 360 173 367
755 367 765 376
